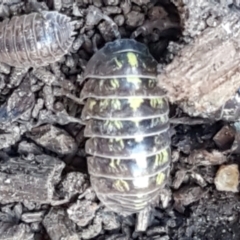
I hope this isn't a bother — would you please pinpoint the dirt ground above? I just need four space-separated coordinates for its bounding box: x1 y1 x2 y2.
1 0 240 239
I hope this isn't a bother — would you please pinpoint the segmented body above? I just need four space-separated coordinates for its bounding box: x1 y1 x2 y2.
81 39 171 214
0 11 74 68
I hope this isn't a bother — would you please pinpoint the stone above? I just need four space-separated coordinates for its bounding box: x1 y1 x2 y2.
214 164 239 192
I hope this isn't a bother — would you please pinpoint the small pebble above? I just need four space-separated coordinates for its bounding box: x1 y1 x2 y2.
125 11 145 27
214 164 239 192
114 14 125 26
213 125 235 150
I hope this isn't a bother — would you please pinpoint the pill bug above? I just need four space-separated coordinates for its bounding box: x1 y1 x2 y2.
0 11 75 68
80 39 171 215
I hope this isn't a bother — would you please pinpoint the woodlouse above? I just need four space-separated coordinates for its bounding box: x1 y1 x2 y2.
0 11 75 68
80 39 171 217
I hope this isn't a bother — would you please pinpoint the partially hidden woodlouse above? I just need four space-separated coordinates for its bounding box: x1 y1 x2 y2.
0 11 75 68
80 39 171 217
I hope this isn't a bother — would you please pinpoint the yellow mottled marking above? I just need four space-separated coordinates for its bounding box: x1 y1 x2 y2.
99 99 109 110
154 150 169 168
127 52 138 67
160 115 168 123
156 173 165 185
148 79 156 88
111 99 121 110
114 58 123 68
109 159 121 169
109 159 116 169
150 98 163 108
126 76 141 86
104 120 123 130
114 120 123 129
116 159 120 165
115 138 124 149
110 79 120 89
89 99 96 110
113 179 130 192
128 98 144 111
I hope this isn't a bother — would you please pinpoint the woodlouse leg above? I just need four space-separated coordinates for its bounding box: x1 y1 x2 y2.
135 207 151 232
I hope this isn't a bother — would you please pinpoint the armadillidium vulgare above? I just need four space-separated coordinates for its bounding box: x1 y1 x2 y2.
0 11 75 68
80 39 171 222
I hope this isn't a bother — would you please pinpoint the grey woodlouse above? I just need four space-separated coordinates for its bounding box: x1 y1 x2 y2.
80 38 171 217
0 11 75 68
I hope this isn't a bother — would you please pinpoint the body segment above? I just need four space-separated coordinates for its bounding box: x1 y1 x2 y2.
81 39 171 214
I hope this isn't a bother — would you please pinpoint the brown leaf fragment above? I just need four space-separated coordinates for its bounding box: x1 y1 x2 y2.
173 186 205 213
185 149 227 166
214 164 239 192
172 169 188 189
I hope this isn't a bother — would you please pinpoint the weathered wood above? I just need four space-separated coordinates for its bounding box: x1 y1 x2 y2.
158 1 240 120
0 155 66 205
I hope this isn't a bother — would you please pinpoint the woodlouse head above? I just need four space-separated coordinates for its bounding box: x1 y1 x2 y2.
83 38 158 80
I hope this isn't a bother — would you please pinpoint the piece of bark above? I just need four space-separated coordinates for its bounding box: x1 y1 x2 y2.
0 155 66 205
158 5 240 120
170 0 229 39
